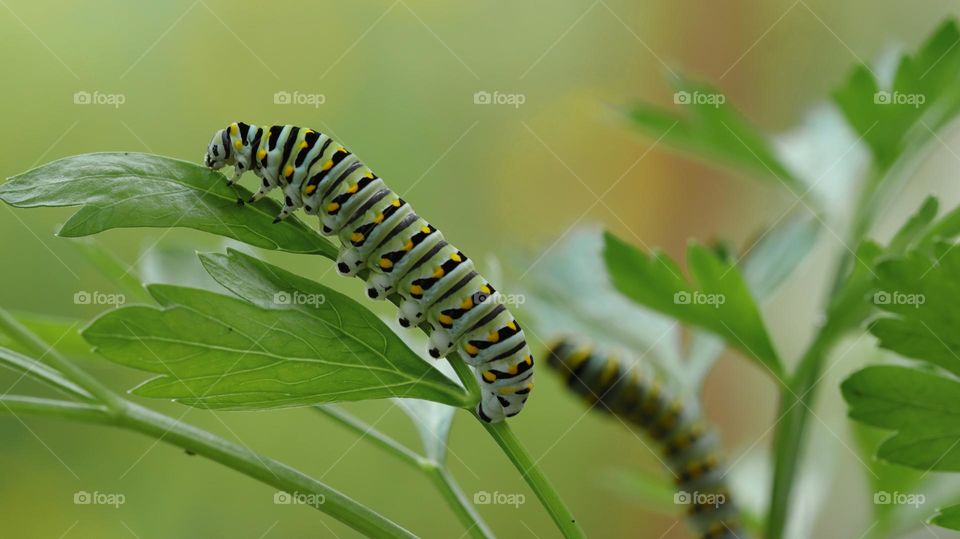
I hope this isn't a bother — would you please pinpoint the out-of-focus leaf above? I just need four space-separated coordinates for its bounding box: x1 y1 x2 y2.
740 216 819 299
931 504 960 530
82 282 469 410
869 242 960 377
139 242 225 292
0 313 95 361
0 153 335 257
604 232 783 378
514 228 682 382
833 21 960 170
625 77 801 192
842 366 960 471
393 399 455 464
69 240 151 302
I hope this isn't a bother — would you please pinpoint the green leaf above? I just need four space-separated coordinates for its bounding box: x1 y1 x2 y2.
68 240 152 302
740 216 819 299
82 281 469 410
625 77 800 192
603 231 783 378
869 243 960 377
0 313 96 362
833 20 960 170
0 153 335 258
842 365 960 471
931 504 960 530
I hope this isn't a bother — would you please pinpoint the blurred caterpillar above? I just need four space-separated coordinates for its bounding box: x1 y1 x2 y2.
545 338 745 539
203 122 533 422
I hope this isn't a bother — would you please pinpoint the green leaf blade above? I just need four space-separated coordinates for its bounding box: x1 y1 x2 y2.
0 153 336 258
82 281 469 410
603 231 783 378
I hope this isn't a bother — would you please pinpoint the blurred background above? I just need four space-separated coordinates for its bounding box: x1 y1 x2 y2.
2 1 960 537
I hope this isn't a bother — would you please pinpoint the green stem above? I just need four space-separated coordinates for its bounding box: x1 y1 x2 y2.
0 309 417 539
114 401 416 539
481 421 585 539
425 465 495 539
765 327 841 539
316 405 495 539
0 308 123 410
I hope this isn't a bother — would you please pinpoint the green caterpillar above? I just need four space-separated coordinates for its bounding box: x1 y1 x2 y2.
545 338 745 539
203 122 534 422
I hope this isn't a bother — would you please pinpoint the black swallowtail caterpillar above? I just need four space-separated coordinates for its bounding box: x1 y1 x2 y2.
203 122 534 423
545 338 745 539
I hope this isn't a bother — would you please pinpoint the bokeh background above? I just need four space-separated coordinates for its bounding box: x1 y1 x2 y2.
2 1 960 537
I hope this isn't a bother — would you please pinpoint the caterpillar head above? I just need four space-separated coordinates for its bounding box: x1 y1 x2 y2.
204 129 230 170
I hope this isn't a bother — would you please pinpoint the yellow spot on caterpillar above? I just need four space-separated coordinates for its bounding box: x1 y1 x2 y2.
351 232 364 243
460 297 473 309
284 165 294 178
326 202 340 212
365 172 374 179
379 258 393 269
322 160 333 171
346 184 358 194
507 364 518 375
409 284 423 296
438 314 453 326
464 343 479 355
480 285 491 294
498 386 512 395
337 146 346 153
506 321 517 331
304 184 317 195
391 199 401 207
234 140 243 150
524 355 533 366
230 123 239 135
525 383 534 392
600 359 618 385
487 330 500 343
300 141 309 149
373 212 384 224
420 226 431 234
403 240 414 251
433 267 445 279
482 371 496 382
451 253 462 262
257 149 267 159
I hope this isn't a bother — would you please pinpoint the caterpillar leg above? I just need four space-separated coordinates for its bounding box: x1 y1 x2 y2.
273 184 304 223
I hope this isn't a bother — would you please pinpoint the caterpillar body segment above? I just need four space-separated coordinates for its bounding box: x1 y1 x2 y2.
545 339 746 539
203 121 533 423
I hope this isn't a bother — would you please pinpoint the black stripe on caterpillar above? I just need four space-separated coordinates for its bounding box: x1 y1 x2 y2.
545 338 746 539
203 122 534 423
